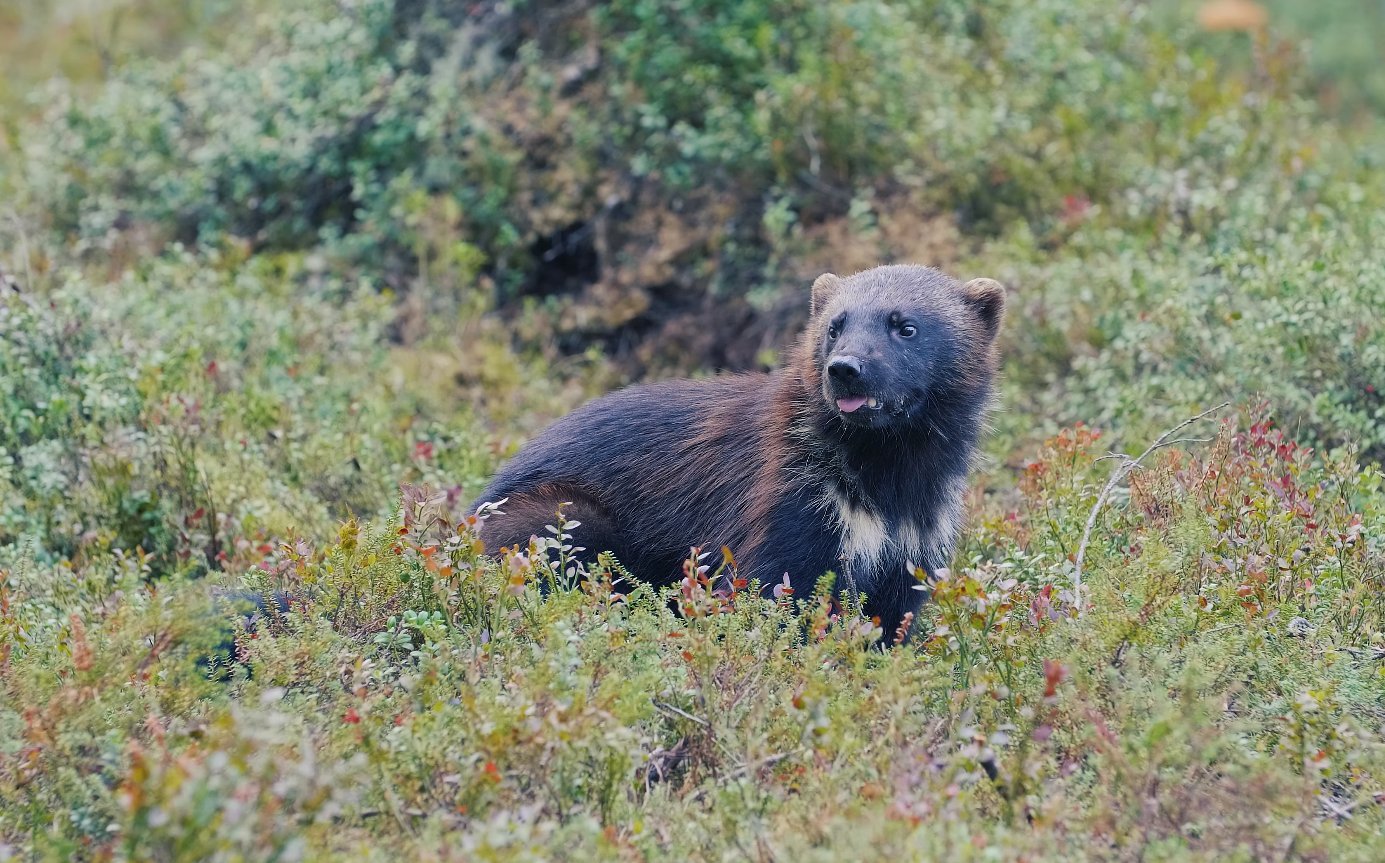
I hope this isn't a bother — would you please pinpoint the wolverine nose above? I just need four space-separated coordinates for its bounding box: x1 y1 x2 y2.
827 356 862 382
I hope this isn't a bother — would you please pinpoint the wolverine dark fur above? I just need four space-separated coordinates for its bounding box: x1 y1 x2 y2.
473 265 1005 637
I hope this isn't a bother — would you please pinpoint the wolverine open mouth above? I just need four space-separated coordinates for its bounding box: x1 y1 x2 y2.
835 395 880 413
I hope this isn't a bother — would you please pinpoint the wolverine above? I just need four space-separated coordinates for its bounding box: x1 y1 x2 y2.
473 265 1005 637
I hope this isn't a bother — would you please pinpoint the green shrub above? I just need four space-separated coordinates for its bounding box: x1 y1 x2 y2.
5 413 1385 859
991 196 1385 461
0 247 501 573
10 0 1335 304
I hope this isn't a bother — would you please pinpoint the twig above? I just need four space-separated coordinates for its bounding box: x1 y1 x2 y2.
685 750 800 803
1095 437 1213 463
1339 646 1385 661
652 699 709 727
1072 402 1230 616
4 208 35 291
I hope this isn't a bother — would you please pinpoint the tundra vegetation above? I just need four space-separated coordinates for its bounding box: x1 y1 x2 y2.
2 1 1385 860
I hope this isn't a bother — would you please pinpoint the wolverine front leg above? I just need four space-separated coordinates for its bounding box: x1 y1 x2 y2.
861 559 931 644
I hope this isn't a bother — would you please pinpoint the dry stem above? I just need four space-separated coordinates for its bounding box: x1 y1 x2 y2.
1072 402 1231 616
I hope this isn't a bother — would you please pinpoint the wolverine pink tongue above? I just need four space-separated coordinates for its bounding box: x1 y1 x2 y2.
836 396 868 413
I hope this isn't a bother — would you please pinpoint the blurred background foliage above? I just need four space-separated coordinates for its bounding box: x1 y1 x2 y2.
3 0 1382 459
2 1 1385 859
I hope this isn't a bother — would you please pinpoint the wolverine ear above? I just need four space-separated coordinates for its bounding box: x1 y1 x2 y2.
811 273 843 317
961 277 1006 341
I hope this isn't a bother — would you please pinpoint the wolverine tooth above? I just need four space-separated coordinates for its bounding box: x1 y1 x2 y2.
868 398 879 409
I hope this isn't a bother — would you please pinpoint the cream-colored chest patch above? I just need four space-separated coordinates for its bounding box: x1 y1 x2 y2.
826 482 966 591
837 498 890 575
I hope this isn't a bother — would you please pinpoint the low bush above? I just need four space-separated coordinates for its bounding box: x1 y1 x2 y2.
5 412 1384 859
8 0 1336 316
0 247 500 575
990 195 1385 461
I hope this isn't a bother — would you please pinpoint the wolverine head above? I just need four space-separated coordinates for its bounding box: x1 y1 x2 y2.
806 265 1005 431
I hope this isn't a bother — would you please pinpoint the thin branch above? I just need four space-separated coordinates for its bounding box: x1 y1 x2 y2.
4 208 35 291
685 750 801 803
1154 436 1217 449
1072 402 1230 616
1093 438 1213 464
1339 646 1385 661
652 699 709 727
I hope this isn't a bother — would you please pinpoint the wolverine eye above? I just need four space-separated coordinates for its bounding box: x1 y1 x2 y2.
898 322 918 338
827 319 842 340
